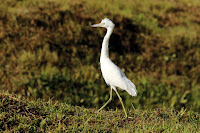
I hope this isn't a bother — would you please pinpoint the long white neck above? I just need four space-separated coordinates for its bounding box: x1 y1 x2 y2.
100 28 113 62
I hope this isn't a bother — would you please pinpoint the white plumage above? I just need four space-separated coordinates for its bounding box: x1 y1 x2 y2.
89 18 137 118
100 57 137 96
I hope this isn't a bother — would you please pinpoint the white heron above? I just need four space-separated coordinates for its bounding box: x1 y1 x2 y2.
89 18 137 118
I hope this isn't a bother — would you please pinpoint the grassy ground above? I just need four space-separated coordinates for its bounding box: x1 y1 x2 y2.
0 92 199 132
1 0 200 111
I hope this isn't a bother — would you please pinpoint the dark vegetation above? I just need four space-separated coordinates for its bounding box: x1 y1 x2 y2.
0 0 200 120
0 92 199 132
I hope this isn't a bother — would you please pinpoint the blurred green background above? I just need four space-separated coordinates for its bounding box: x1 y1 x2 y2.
0 0 200 111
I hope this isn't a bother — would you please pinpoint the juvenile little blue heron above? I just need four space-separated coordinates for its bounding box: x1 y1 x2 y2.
89 18 137 118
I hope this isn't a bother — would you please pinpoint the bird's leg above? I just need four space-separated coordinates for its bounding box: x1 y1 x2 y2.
97 88 112 112
114 89 128 119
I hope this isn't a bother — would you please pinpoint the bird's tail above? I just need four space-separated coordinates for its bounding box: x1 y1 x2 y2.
123 77 137 97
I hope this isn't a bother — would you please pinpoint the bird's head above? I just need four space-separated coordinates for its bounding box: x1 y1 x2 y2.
89 18 115 29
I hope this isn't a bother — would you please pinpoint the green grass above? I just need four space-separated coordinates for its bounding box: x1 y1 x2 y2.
0 92 199 132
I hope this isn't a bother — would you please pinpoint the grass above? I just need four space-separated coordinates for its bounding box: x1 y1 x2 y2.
0 91 200 132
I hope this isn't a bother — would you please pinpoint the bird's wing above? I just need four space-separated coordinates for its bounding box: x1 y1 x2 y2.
101 59 125 87
100 58 137 96
118 67 137 97
122 77 137 97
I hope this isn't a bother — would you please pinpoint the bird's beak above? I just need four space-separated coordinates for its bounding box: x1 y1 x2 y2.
88 23 103 27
